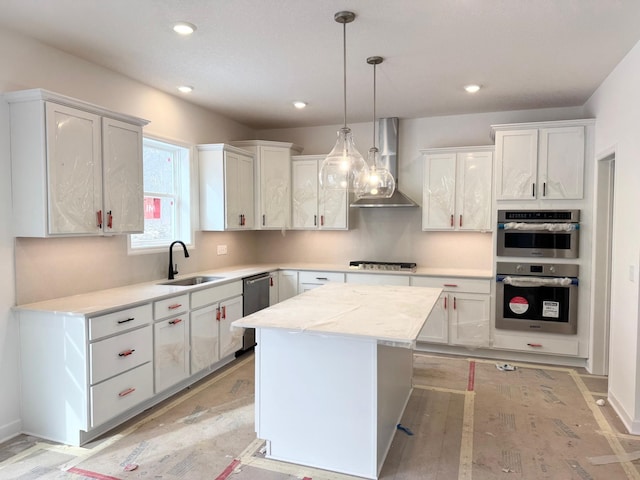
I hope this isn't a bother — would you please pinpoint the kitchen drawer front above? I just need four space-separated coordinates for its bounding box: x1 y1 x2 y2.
298 271 345 284
492 332 579 356
90 362 153 427
191 281 243 310
89 304 152 341
154 294 189 320
90 325 152 385
411 276 490 294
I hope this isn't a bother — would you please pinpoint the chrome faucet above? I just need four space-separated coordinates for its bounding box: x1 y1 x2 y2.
168 240 190 280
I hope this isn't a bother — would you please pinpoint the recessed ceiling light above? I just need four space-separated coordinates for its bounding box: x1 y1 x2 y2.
173 22 197 35
464 84 481 93
177 85 194 93
293 101 307 109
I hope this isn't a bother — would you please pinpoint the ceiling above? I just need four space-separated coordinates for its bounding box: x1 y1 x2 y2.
2 0 640 130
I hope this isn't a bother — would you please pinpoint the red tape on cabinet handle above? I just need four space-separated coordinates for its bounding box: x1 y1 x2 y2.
107 210 113 229
527 343 543 348
118 349 135 357
216 308 221 321
119 387 136 397
96 210 103 228
169 318 182 325
168 304 182 310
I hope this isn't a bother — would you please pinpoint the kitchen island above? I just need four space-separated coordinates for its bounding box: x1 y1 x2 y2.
233 282 442 479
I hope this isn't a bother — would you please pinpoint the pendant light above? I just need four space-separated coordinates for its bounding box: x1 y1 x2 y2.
319 11 366 192
354 56 396 199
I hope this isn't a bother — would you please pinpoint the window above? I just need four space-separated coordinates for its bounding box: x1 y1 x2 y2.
129 137 194 253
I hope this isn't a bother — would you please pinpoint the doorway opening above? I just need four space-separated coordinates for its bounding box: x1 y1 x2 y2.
591 153 615 375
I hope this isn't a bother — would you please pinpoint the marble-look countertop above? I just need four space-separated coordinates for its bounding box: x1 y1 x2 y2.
14 262 490 317
234 282 442 344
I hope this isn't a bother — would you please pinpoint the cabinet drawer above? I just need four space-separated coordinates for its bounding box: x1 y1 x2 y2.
298 271 345 284
90 325 152 385
191 281 243 309
154 294 189 320
492 333 579 356
89 304 152 341
411 276 490 294
90 362 153 427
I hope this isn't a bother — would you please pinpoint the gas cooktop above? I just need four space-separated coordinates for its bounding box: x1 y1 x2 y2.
349 261 417 272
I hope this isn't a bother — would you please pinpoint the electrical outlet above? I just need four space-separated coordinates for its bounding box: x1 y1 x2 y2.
217 244 228 255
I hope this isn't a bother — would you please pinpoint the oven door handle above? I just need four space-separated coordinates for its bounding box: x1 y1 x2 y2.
497 275 578 287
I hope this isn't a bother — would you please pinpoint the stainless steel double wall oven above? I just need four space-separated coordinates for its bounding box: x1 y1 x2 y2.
495 209 580 334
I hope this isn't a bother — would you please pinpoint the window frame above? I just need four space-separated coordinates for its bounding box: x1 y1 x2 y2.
128 134 198 255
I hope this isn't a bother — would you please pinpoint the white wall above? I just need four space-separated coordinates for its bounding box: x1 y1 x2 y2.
584 39 640 433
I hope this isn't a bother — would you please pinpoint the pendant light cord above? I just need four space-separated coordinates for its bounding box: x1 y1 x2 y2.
372 61 376 150
342 21 347 129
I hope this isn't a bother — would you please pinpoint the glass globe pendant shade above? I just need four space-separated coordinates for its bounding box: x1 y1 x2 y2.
355 147 396 199
319 127 366 191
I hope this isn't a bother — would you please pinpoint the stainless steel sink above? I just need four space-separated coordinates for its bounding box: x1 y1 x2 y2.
159 275 223 286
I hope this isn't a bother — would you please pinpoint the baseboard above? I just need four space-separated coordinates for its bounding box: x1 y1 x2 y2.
0 418 22 444
607 389 640 435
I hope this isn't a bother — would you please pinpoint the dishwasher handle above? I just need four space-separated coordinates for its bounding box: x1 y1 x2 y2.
244 274 270 286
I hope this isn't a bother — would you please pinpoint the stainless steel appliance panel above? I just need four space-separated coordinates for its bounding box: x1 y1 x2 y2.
497 209 580 258
495 262 578 334
240 272 270 352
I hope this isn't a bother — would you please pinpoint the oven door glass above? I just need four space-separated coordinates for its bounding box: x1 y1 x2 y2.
504 231 572 250
502 284 570 322
496 282 578 334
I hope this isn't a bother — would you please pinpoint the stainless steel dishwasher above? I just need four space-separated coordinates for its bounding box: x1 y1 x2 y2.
239 272 270 353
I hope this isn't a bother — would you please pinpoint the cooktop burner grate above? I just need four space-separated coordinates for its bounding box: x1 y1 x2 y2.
349 261 417 272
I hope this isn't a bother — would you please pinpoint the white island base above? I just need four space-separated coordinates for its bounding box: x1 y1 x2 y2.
256 329 412 479
235 283 441 479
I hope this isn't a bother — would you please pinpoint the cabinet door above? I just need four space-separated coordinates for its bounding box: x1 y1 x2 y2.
278 270 298 302
259 146 290 229
237 153 255 229
319 187 348 230
102 118 144 233
538 126 585 199
449 293 490 347
224 151 242 229
456 151 493 231
269 272 279 306
292 159 319 228
417 293 448 344
154 315 189 392
495 129 538 200
422 153 456 230
219 295 243 358
45 102 102 235
190 305 220 374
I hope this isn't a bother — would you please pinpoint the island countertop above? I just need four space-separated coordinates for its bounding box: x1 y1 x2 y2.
233 282 442 345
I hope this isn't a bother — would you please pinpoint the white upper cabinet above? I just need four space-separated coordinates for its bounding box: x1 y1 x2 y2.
231 140 303 230
102 117 144 233
421 146 493 231
291 155 349 230
5 89 148 237
493 120 589 200
198 144 255 231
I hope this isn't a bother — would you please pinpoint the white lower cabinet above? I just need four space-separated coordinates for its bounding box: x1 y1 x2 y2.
189 281 243 375
269 271 279 305
492 332 579 356
278 270 298 302
154 314 190 393
298 271 345 293
411 276 491 347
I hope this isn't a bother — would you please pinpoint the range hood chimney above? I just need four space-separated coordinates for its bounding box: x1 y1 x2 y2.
350 117 417 207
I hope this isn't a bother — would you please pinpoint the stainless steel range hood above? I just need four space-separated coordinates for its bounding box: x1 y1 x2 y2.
350 117 417 207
